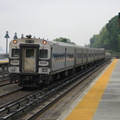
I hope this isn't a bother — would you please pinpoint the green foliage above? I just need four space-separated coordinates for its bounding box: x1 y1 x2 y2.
53 37 76 44
90 15 120 53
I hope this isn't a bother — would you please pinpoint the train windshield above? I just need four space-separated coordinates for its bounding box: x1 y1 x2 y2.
12 49 19 57
26 49 34 58
40 49 48 58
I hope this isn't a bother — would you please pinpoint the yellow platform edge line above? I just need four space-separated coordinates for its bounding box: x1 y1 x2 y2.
0 61 8 63
65 59 118 120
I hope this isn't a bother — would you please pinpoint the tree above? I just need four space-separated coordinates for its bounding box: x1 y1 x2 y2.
53 37 76 44
106 16 120 51
89 15 120 53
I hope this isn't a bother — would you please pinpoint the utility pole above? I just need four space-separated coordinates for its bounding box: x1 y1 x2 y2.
4 31 10 58
118 13 120 27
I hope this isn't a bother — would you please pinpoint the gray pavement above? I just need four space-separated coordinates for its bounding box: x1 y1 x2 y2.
93 59 120 120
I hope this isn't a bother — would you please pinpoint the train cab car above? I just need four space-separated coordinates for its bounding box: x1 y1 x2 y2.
9 36 51 87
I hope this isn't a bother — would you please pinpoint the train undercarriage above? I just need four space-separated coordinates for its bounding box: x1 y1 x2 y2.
10 59 104 88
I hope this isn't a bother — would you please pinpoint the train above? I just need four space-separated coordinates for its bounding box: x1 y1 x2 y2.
9 35 106 87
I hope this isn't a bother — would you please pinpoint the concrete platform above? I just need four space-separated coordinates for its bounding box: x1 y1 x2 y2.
0 59 8 63
93 59 120 120
63 59 119 120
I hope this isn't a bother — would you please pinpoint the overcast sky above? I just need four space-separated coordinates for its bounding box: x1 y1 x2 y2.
0 0 120 52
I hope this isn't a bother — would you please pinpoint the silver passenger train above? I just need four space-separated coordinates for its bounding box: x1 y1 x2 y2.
9 35 105 87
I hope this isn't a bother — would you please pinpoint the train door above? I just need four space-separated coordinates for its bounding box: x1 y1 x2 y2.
74 48 76 67
22 48 37 72
65 48 67 67
81 49 83 64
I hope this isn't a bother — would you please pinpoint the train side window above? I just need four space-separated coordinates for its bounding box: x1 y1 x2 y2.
40 49 48 58
12 49 19 57
26 49 34 58
67 54 74 59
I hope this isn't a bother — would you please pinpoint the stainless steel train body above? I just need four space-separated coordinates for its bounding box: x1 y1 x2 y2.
9 37 105 87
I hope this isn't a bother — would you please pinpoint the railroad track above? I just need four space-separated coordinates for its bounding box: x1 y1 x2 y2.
0 89 22 100
0 79 10 87
0 73 10 87
0 60 111 120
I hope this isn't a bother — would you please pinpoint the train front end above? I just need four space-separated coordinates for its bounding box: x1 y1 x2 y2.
9 36 51 87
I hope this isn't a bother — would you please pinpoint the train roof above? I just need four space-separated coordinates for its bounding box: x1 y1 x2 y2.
10 37 105 51
10 38 77 47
